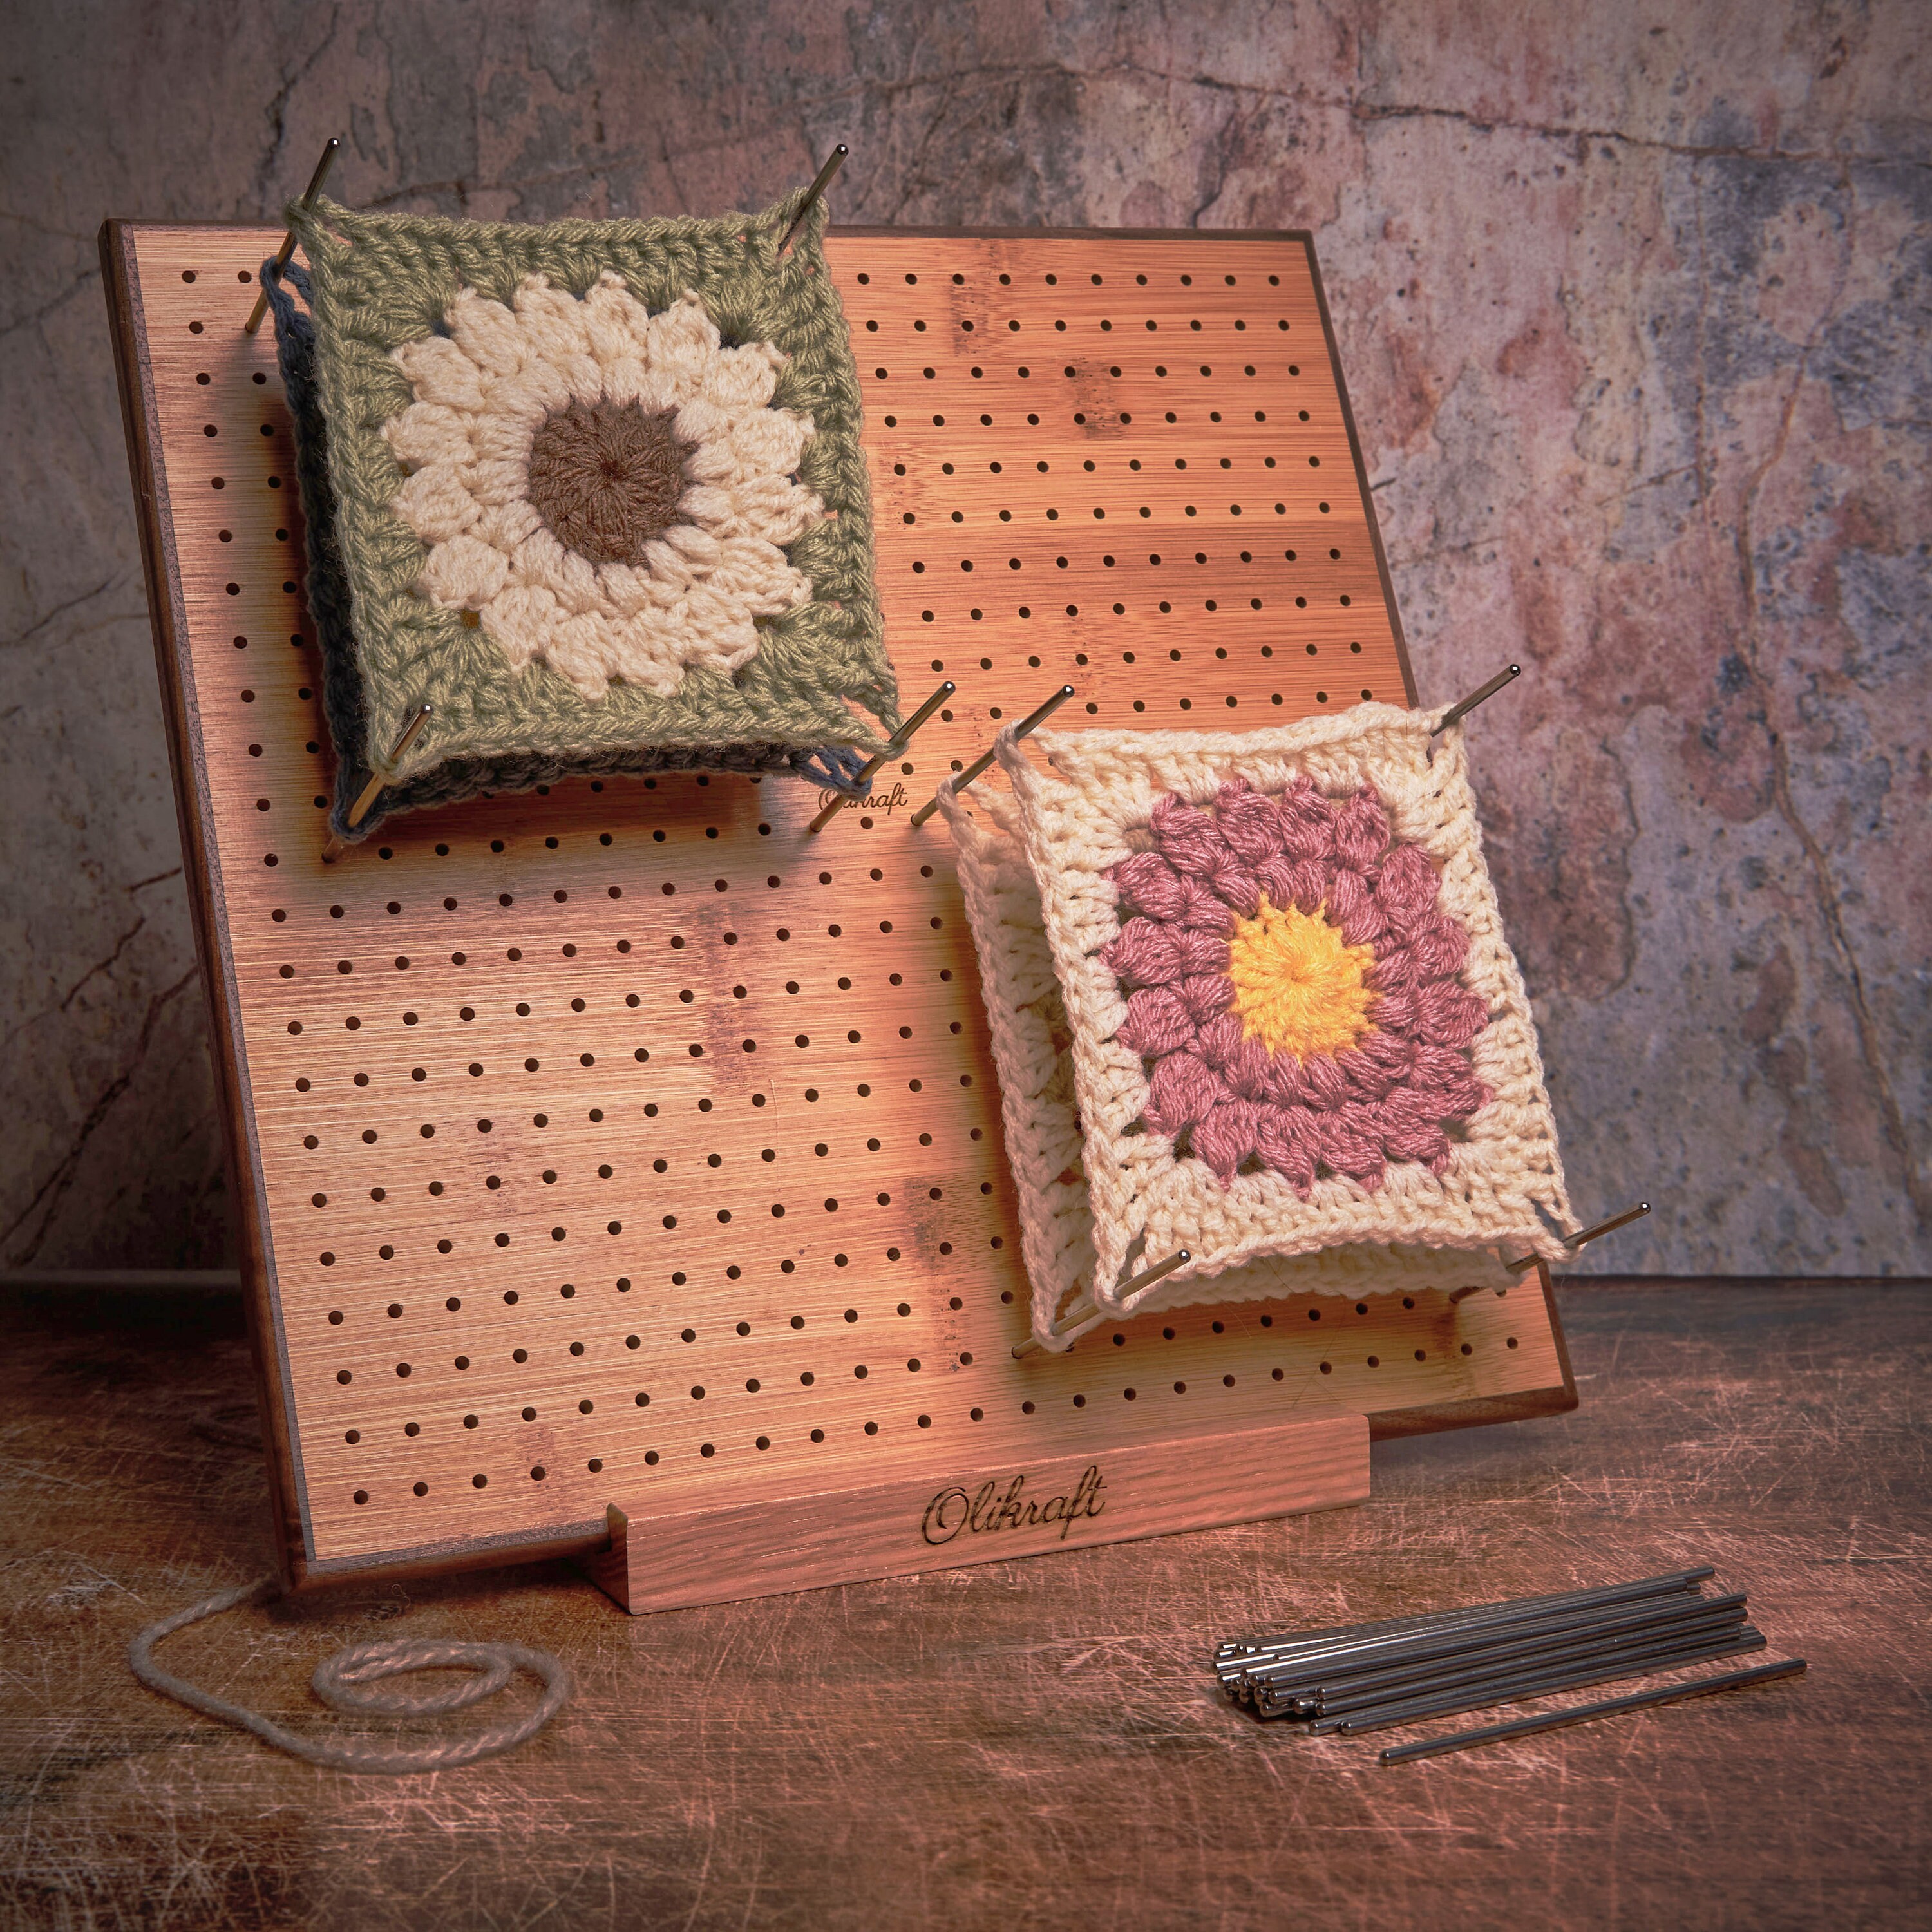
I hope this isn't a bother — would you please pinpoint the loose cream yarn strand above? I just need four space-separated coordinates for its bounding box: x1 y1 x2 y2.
129 1575 570 1773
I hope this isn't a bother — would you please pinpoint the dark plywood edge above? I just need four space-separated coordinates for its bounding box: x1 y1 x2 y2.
97 220 313 1593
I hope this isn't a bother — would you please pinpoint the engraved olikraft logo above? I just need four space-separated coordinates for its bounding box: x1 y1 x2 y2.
920 1464 1107 1546
815 780 911 819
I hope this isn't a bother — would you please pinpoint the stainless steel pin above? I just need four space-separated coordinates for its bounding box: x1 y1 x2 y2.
1506 1201 1650 1275
244 137 341 335
1010 1248 1189 1358
346 703 432 830
1116 1247 1191 1301
909 684 1075 828
807 680 954 833
1430 663 1520 735
777 144 849 256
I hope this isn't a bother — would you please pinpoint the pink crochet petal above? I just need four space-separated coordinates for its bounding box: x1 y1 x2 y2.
1254 1105 1319 1193
1220 1032 1273 1100
1217 781 1287 864
1338 1032 1412 1100
1145 1051 1222 1134
1254 855 1298 907
1327 867 1386 947
1283 858 1331 916
1298 1052 1352 1112
1115 985 1197 1057
1276 779 1336 862
1177 973 1236 1025
1110 851 1188 922
1376 843 1439 930
1257 1052 1312 1107
1179 876 1236 933
1332 786 1390 873
1209 862 1262 918
1176 927 1235 977
1323 1103 1389 1186
1367 943 1423 995
1103 916 1186 987
1416 983 1489 1048
1194 1011 1247 1072
1407 911 1471 981
1195 1099 1262 1182
1412 1043 1477 1090
1151 795 1231 880
1376 1092 1453 1172
1370 987 1419 1036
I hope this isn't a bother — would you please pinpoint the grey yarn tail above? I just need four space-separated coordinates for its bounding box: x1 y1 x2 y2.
129 1575 570 1773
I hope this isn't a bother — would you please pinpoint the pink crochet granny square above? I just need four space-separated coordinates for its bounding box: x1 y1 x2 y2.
974 706 1577 1323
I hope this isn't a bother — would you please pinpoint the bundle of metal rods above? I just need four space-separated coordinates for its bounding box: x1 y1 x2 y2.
1216 1567 1771 1737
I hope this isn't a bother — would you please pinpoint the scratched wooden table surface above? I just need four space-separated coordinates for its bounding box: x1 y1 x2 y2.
2 1280 1925 1930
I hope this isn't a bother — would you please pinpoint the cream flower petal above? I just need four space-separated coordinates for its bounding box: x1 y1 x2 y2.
467 457 533 509
663 523 723 567
511 275 601 401
447 287 528 379
706 533 812 612
686 410 813 488
473 498 544 551
597 354 651 408
512 524 603 614
418 533 508 609
676 484 739 533
702 341 784 417
385 401 472 469
393 463 482 544
671 398 732 451
730 476 825 547
480 584 558 668
543 611 620 700
392 334 486 413
580 272 645 363
470 406 539 471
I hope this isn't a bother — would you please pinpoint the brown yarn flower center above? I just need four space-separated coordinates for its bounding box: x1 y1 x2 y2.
526 399 696 566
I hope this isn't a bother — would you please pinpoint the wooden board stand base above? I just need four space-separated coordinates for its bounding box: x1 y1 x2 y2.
102 219 1577 1615
586 1412 1370 1613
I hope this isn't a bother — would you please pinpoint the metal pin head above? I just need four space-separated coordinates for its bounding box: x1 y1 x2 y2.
778 144 849 256
244 135 341 336
1430 663 1520 736
910 683 1076 828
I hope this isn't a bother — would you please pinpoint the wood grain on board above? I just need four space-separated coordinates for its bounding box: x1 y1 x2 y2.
102 220 1571 1596
589 1412 1370 1611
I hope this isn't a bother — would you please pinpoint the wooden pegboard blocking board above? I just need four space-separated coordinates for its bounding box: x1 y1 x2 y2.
103 220 1575 1602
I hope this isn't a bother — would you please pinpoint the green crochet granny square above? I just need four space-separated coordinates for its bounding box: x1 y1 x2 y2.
274 187 895 840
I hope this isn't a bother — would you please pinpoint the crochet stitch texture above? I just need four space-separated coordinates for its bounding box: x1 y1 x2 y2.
940 708 1576 1340
276 187 896 839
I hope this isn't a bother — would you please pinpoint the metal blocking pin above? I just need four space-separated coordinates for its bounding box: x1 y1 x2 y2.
1011 1249 1191 1358
777 144 848 256
321 703 431 862
243 137 341 335
1430 663 1520 736
1480 1202 1651 1289
909 684 1075 829
806 679 954 833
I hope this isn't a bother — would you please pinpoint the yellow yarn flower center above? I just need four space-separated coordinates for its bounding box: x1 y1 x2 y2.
1226 896 1378 1061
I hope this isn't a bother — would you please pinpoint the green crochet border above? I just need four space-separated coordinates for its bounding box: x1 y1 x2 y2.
288 188 895 822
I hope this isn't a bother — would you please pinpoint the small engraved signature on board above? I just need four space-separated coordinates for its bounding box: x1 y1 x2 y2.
920 1464 1107 1546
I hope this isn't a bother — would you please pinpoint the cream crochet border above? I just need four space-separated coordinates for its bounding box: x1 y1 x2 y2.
939 706 1575 1344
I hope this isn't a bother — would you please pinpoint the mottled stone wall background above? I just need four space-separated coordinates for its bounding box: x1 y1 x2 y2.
3 1 1925 1275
